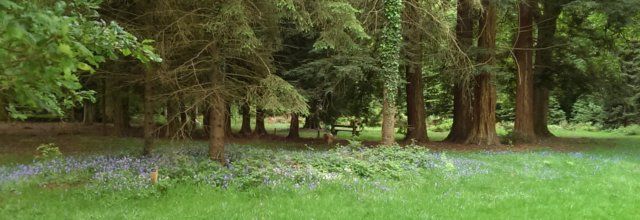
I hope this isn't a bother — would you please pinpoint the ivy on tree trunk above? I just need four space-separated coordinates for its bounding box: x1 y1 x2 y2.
380 0 403 146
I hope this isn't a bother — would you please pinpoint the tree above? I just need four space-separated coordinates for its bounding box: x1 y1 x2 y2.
513 0 537 143
380 0 404 146
446 0 474 143
287 113 300 139
239 103 252 136
533 0 567 137
465 0 500 146
254 108 268 137
403 0 428 142
142 66 154 156
0 0 159 119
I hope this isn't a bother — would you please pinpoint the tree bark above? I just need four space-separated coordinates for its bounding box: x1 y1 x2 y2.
287 113 300 139
403 0 428 143
534 0 563 138
464 0 500 146
209 47 226 163
165 99 180 138
446 0 474 142
380 0 403 146
254 108 267 136
239 103 252 136
202 106 211 137
209 95 226 163
82 100 95 125
179 101 188 128
143 67 155 156
225 104 232 137
381 89 397 145
303 101 320 129
113 88 130 137
513 0 537 143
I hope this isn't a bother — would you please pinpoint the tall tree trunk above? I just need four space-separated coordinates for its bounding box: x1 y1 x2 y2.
165 99 180 137
303 101 320 129
209 48 226 163
225 104 232 137
239 103 252 136
513 0 537 143
209 95 226 163
381 93 397 145
82 100 95 125
179 101 192 135
403 0 428 143
101 78 108 135
287 113 300 139
143 67 155 156
446 0 474 142
113 89 130 136
380 0 403 146
303 116 320 129
202 106 211 137
534 0 563 138
254 108 267 136
465 0 500 146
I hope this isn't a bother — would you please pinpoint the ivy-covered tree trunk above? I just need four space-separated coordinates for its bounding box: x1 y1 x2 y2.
239 103 252 136
513 0 537 143
403 0 428 143
287 113 300 139
534 0 563 138
465 0 500 146
142 67 155 156
380 0 403 146
446 0 474 143
254 108 267 136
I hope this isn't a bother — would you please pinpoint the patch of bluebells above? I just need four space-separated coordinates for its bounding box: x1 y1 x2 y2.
0 144 493 192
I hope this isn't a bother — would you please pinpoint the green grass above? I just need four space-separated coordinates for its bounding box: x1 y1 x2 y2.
1 127 640 219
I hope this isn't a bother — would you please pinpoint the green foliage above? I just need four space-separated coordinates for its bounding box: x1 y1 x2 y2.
612 125 640 136
378 0 403 103
0 0 159 119
571 97 604 126
429 118 453 133
286 54 380 123
35 143 62 160
552 0 640 128
246 75 309 115
548 97 567 125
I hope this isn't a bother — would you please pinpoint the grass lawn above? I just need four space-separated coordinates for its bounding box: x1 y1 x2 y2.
1 126 639 219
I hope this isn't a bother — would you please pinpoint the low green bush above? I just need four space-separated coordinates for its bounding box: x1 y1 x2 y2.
612 125 640 136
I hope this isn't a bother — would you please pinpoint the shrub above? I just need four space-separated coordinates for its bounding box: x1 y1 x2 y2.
560 122 601 132
571 98 605 126
429 118 452 132
613 125 640 136
35 143 62 160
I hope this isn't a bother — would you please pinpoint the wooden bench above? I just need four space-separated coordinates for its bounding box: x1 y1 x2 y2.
330 124 362 136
